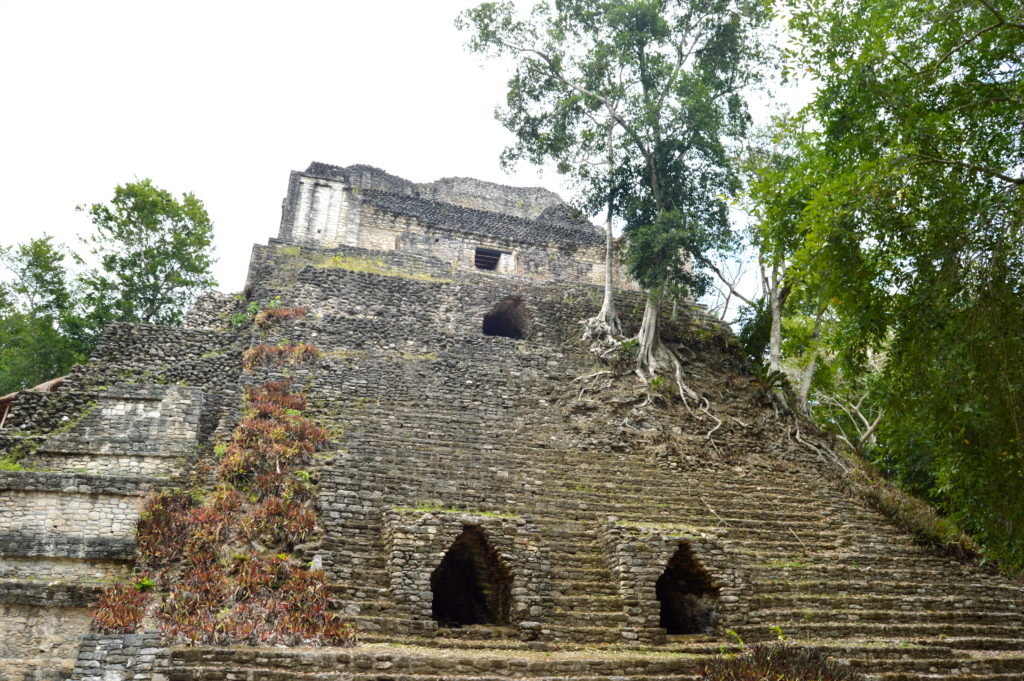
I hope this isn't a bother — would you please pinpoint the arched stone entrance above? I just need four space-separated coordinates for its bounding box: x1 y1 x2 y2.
430 526 513 627
655 542 720 634
482 297 528 339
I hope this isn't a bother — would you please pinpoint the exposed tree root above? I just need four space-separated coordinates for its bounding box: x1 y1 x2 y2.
791 421 851 475
577 296 724 447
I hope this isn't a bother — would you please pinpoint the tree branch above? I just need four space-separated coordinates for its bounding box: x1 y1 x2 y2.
917 154 1024 185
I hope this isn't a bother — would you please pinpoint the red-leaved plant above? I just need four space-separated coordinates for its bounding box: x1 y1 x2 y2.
91 368 355 646
93 581 151 634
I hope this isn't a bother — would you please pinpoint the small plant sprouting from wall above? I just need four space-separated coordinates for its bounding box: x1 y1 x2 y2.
255 306 308 329
241 342 320 370
92 364 354 646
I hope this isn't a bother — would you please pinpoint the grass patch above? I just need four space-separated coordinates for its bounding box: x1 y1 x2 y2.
0 456 25 471
393 503 519 519
317 254 454 283
762 558 809 569
400 351 439 362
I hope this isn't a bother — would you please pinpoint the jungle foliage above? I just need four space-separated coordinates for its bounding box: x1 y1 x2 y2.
733 0 1024 569
0 180 216 395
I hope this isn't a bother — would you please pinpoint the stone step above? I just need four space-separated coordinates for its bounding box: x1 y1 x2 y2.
750 592 1024 611
751 606 1024 626
749 578 1024 599
749 621 1024 640
167 645 711 678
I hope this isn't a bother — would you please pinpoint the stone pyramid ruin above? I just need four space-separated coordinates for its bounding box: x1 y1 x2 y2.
2 162 1023 680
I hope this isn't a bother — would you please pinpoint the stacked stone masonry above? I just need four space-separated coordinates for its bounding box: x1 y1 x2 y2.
2 164 1023 681
0 330 228 678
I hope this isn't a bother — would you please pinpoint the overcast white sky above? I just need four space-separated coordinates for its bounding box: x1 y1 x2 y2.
0 0 809 294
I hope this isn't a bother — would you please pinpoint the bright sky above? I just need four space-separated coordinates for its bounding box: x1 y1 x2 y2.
0 0 809 295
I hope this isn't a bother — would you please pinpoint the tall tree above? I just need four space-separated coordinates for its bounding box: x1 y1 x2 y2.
461 0 771 399
0 237 84 393
79 178 216 340
782 0 1024 566
461 0 631 337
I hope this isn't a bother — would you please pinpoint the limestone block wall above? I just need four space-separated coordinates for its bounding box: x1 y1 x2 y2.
68 631 169 681
181 291 243 330
417 176 564 220
27 384 204 476
0 473 149 559
2 489 140 539
0 579 100 665
0 604 93 679
0 556 128 581
0 472 150 679
80 324 243 444
0 374 211 678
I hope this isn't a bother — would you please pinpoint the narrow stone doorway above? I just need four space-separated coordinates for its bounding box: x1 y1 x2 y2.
431 526 513 627
655 542 719 634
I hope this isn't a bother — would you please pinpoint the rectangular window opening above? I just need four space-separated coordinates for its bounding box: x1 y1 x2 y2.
474 248 504 271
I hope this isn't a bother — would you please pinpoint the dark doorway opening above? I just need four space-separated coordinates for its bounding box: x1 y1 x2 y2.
482 297 528 340
655 543 720 634
431 526 512 627
474 248 504 270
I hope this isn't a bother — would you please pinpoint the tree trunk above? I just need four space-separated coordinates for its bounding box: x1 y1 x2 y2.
637 291 663 372
596 207 620 333
796 311 825 414
767 261 782 372
595 117 620 334
797 352 817 414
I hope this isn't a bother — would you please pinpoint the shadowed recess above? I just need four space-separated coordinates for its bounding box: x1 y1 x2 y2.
482 296 528 339
431 526 513 627
656 542 720 634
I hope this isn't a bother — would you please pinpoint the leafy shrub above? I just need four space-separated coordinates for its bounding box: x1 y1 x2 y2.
93 582 150 634
136 491 196 565
117 371 355 647
159 553 354 646
255 306 308 328
217 412 329 488
703 642 860 681
241 342 321 370
239 495 318 547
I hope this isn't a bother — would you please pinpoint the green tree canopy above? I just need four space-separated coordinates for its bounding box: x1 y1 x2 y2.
768 0 1024 567
461 0 772 388
0 180 217 396
0 237 84 393
79 178 216 337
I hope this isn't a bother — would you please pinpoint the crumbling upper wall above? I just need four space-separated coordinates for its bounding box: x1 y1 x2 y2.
414 176 563 221
275 162 610 286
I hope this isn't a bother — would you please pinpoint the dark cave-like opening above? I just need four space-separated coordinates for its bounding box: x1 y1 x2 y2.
482 297 528 340
430 526 512 627
655 543 720 635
